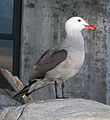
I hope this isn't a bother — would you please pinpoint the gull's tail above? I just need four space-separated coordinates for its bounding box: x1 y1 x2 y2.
14 80 49 98
14 81 36 98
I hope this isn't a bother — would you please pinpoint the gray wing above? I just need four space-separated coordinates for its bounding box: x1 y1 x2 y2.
15 48 67 98
29 48 67 82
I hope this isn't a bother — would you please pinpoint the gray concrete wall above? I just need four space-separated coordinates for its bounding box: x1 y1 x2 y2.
20 0 110 104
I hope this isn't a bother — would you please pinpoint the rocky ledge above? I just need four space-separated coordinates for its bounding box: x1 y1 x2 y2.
0 98 110 120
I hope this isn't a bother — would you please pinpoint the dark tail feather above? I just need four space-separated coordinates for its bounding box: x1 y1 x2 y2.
14 80 36 98
14 86 29 98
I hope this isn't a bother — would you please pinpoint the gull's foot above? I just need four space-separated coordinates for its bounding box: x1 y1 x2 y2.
62 96 69 99
56 96 69 99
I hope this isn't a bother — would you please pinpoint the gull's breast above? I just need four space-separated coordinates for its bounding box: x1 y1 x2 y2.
46 48 85 81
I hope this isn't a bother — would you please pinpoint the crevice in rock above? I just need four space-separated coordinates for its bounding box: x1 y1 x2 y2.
16 106 25 120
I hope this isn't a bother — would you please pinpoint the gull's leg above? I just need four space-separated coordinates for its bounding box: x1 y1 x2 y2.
54 80 58 99
62 80 64 98
61 80 68 99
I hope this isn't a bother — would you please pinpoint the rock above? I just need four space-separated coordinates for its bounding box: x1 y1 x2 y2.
0 98 110 120
0 88 21 109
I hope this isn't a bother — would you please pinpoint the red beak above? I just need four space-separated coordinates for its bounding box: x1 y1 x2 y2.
84 25 95 30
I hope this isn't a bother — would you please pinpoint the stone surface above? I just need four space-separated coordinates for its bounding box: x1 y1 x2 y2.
0 99 110 120
19 0 110 104
0 88 21 110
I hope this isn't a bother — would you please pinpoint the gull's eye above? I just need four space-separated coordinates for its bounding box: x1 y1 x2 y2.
78 19 81 22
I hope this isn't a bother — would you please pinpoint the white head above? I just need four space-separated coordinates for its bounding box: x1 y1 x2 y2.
65 17 94 36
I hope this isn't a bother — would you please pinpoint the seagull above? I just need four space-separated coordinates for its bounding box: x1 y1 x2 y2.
15 17 95 99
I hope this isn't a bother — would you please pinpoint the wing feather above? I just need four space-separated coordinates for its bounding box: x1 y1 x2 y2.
29 48 67 82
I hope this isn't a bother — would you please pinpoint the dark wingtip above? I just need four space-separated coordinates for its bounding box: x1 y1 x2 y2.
14 92 26 98
14 81 34 98
14 87 29 98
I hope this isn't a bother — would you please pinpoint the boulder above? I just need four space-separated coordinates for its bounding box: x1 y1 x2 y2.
0 88 21 109
0 98 110 120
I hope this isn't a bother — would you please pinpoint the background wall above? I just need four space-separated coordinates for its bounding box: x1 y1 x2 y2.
20 0 110 104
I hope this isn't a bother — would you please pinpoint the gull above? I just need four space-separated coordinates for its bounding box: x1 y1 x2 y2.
15 17 94 99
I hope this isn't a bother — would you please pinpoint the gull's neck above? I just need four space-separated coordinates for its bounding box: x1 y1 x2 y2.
62 30 85 52
67 29 82 40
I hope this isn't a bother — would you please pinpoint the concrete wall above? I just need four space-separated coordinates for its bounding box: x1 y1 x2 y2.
20 0 110 104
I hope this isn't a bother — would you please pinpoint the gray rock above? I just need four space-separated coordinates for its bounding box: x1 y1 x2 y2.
0 88 21 109
0 98 110 120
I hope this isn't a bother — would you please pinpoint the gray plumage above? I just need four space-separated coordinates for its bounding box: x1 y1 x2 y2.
29 48 67 82
14 17 94 98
